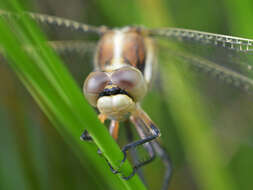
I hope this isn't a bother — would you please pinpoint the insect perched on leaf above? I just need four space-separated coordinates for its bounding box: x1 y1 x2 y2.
1 10 253 190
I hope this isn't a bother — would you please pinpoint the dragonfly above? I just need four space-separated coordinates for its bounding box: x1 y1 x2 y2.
1 10 253 190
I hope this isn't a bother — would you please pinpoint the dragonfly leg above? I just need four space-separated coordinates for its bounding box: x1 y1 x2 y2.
81 113 109 155
117 141 156 180
80 129 102 155
152 141 173 190
125 120 147 184
80 129 104 157
107 107 159 180
130 109 173 189
109 120 119 140
80 129 92 141
80 113 107 142
81 119 119 155
127 117 156 171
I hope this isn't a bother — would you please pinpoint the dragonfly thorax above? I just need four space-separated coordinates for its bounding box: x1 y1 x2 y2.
94 27 156 84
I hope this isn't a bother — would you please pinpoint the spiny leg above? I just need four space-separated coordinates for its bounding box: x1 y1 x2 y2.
152 141 173 190
129 116 156 170
100 119 121 166
125 106 160 150
124 120 147 185
109 106 159 179
80 129 92 141
132 113 173 190
109 120 119 140
96 119 119 155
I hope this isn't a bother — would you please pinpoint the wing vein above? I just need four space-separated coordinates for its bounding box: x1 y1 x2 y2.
151 28 253 52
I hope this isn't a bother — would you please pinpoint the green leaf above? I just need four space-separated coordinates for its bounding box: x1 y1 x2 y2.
0 0 146 190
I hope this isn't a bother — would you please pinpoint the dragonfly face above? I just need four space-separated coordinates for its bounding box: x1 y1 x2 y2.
83 66 146 120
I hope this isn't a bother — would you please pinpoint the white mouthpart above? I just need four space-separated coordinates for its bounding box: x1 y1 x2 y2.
97 94 135 120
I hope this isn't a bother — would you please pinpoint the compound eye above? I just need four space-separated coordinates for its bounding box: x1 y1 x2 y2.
83 71 110 106
111 67 141 89
111 67 147 101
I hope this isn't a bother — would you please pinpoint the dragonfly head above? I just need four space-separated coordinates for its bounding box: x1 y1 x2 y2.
83 66 147 120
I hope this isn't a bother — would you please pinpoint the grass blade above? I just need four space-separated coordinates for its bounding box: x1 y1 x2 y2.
0 1 147 189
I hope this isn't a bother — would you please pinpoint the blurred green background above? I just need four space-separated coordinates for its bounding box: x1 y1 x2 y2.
1 0 253 190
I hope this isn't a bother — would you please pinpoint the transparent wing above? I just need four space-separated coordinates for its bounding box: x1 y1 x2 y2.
1 40 96 61
0 40 97 84
48 40 97 84
152 28 253 155
150 28 253 52
151 28 253 93
0 10 107 35
47 40 96 56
